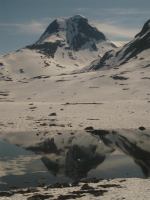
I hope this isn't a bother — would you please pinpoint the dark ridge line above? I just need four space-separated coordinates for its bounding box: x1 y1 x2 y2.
62 102 104 105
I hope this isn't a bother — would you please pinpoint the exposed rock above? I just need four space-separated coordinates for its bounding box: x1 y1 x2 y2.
84 126 94 131
81 183 94 190
49 113 57 116
27 193 53 200
85 19 150 70
0 191 14 197
138 126 146 131
111 75 129 80
26 15 113 58
27 41 62 58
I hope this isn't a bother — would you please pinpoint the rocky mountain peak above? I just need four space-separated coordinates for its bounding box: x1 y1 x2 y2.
26 15 115 60
36 15 106 51
65 15 106 50
135 19 150 38
83 19 150 72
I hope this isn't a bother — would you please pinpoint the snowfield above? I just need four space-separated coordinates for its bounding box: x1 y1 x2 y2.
0 15 150 199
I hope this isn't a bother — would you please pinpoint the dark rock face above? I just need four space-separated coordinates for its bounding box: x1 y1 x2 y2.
67 33 89 51
135 19 150 38
111 19 150 64
26 15 107 56
65 145 105 180
66 15 106 51
116 29 150 64
27 41 62 58
88 50 115 71
87 19 150 70
39 19 60 39
77 19 105 41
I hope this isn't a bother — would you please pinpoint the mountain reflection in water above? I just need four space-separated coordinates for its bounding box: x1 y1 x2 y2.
0 129 149 190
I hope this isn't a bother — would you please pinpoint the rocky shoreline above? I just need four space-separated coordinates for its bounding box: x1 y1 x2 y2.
0 178 150 200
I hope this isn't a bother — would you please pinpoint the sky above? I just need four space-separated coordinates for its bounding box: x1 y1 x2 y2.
0 0 150 54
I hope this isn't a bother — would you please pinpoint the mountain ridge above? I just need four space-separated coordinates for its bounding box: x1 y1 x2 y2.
0 15 115 79
84 19 150 72
26 14 114 56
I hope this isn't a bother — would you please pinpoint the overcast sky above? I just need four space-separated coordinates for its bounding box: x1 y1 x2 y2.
0 0 149 54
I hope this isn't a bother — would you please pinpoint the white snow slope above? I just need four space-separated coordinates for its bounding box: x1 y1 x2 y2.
0 16 150 200
0 15 115 80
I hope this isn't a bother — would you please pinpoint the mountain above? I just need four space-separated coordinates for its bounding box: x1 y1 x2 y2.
84 19 150 71
32 15 107 52
0 15 115 80
0 17 150 189
0 17 149 132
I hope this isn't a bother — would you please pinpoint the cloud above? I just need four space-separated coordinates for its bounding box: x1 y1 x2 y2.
102 8 150 16
18 21 46 34
76 7 89 12
0 16 141 42
0 19 50 35
92 21 140 41
73 7 147 42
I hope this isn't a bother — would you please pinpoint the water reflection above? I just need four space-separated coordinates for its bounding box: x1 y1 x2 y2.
89 129 150 177
0 140 68 190
0 129 150 190
27 129 150 180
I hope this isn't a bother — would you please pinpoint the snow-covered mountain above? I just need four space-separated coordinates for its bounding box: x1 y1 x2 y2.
84 19 150 71
0 15 115 80
0 18 150 132
34 15 108 51
0 17 150 191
